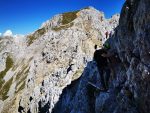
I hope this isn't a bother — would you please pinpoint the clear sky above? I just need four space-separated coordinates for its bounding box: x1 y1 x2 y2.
0 0 125 35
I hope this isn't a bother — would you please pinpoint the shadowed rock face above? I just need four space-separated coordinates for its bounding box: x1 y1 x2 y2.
49 0 150 113
113 0 150 112
0 7 119 113
1 0 149 112
0 0 150 113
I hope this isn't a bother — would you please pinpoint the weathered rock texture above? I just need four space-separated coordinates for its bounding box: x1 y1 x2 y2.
0 7 119 113
1 0 149 112
51 0 150 113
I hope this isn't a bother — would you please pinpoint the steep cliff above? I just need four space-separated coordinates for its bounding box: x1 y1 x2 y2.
0 7 119 113
52 0 150 113
1 0 149 112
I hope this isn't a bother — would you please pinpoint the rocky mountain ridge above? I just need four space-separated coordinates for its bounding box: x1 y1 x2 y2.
52 0 150 113
1 0 149 112
0 7 119 113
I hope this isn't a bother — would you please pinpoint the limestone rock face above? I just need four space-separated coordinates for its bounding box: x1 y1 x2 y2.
0 7 119 113
112 0 150 112
50 0 150 113
0 0 149 112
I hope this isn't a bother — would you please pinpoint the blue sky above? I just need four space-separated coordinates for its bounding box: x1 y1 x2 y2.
0 0 125 35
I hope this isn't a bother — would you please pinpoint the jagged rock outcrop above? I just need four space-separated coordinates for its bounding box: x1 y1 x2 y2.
51 0 150 113
0 7 119 113
52 61 101 113
1 0 149 112
112 0 150 112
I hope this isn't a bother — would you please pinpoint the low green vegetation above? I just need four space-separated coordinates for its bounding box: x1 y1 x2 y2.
62 11 79 25
0 77 13 101
52 10 78 31
15 65 28 81
27 28 46 46
27 35 35 46
52 23 74 31
15 66 29 93
0 56 13 87
16 70 28 87
36 28 46 35
0 77 6 87
24 67 30 75
12 64 19 71
15 81 25 93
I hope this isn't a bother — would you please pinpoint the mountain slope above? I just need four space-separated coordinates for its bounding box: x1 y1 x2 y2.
0 7 119 113
51 0 150 113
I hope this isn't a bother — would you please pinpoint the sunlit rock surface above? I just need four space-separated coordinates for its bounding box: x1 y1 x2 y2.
0 7 119 113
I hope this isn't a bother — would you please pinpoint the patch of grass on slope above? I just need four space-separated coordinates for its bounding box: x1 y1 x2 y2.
15 66 29 93
62 11 79 25
52 11 78 31
15 81 25 94
27 28 46 46
0 56 13 87
52 23 74 31
28 11 78 43
0 77 13 101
